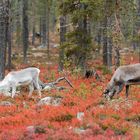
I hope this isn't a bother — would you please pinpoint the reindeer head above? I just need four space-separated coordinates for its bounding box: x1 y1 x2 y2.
103 85 116 100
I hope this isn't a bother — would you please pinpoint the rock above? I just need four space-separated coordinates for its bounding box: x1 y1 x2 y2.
73 128 86 134
26 125 46 134
26 126 35 134
52 44 59 48
32 52 45 57
77 112 84 121
34 125 46 134
45 62 53 65
99 105 104 109
38 97 62 106
38 45 46 49
0 101 13 106
119 47 130 54
31 48 38 51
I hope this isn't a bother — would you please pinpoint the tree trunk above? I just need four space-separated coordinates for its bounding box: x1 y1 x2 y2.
0 1 7 80
107 37 112 67
42 18 47 47
42 6 47 48
16 0 21 48
79 12 87 72
32 25 35 45
6 0 12 71
77 3 88 74
113 0 123 68
114 47 120 69
97 22 102 46
39 17 42 44
132 0 137 51
32 1 36 46
103 16 108 65
132 17 137 51
107 17 112 68
137 0 140 62
22 0 29 63
59 16 66 71
103 0 113 67
7 20 12 71
47 1 50 59
51 0 56 32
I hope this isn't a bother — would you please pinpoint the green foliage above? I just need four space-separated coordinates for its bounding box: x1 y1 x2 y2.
34 126 46 134
113 127 128 135
59 0 104 69
74 83 89 99
111 114 120 120
60 0 104 19
125 115 140 122
133 128 140 140
48 70 55 81
71 67 82 78
53 114 73 122
96 65 112 75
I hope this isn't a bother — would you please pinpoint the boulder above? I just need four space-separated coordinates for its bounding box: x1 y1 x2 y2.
0 101 13 106
77 112 84 121
38 96 62 106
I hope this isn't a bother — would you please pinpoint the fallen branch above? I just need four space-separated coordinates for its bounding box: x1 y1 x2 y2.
50 77 73 87
42 77 73 91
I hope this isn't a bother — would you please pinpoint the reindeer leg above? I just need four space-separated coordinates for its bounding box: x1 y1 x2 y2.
11 85 16 98
38 78 46 90
115 84 124 98
126 85 129 98
28 82 34 97
33 77 42 98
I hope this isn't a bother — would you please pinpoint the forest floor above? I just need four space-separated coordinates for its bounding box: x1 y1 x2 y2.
0 44 140 140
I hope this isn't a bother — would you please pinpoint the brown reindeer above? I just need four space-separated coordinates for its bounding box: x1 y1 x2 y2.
103 63 140 99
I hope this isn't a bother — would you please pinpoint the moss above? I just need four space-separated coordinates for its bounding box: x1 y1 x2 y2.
34 125 46 134
98 99 105 105
74 83 89 99
125 115 140 122
111 114 120 120
99 114 107 120
113 127 128 135
91 83 97 88
63 101 76 107
53 114 73 122
100 124 108 130
133 128 140 140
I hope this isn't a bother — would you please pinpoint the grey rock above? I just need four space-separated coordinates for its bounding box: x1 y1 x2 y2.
26 126 35 134
0 101 13 106
38 96 62 106
73 128 86 134
77 112 84 121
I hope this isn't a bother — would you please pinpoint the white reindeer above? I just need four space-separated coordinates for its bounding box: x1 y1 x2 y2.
0 67 42 98
103 63 140 99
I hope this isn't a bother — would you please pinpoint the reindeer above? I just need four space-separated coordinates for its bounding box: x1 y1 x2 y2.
103 63 140 99
0 67 42 98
